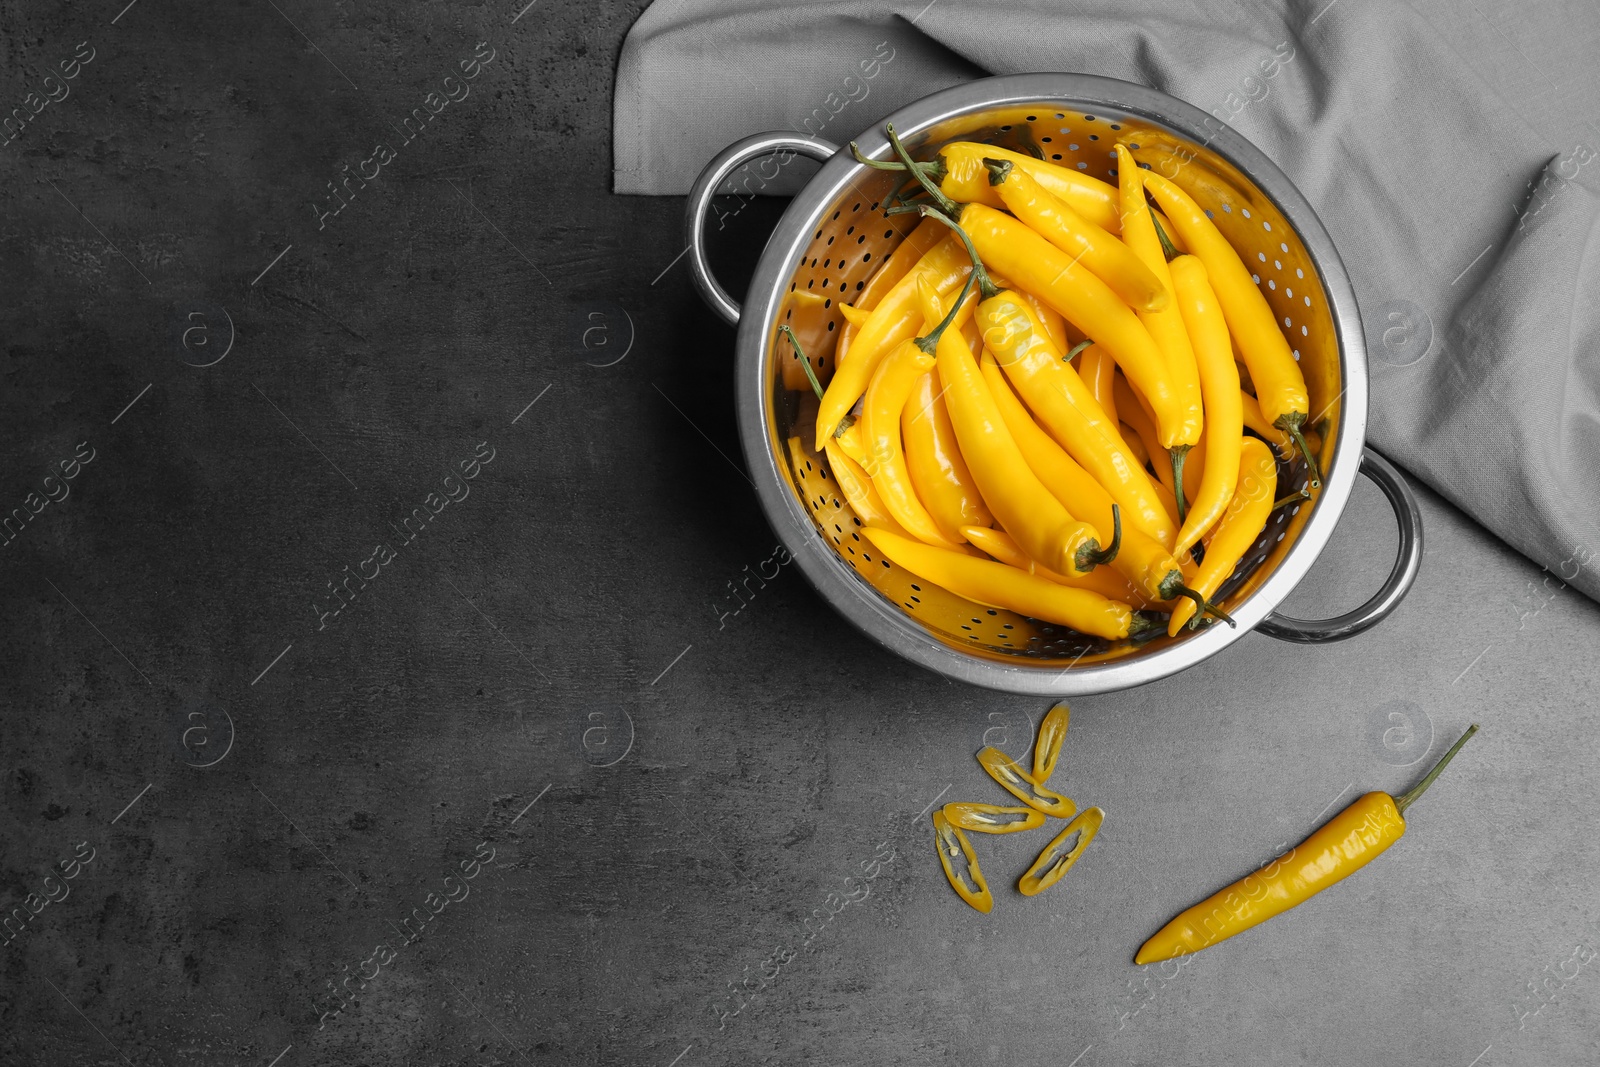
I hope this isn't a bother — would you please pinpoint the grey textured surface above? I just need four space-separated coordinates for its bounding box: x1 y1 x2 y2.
1 3 1597 1067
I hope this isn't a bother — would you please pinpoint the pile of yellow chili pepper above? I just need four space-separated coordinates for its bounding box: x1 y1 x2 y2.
934 702 1105 911
786 123 1325 643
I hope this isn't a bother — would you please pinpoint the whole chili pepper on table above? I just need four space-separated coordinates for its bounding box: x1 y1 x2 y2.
1136 725 1480 964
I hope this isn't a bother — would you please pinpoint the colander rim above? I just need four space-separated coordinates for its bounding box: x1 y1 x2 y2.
732 72 1369 695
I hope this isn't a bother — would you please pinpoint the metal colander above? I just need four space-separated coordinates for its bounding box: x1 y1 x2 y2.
687 74 1421 695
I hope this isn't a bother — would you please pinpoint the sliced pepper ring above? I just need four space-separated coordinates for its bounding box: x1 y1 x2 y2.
976 746 1076 819
942 802 1047 835
932 811 993 913
1032 701 1070 783
1018 806 1104 897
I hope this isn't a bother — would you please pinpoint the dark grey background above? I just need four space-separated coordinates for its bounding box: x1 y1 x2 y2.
2 2 1596 1065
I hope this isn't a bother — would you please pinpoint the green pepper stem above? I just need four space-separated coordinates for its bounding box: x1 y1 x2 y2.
848 140 949 184
886 124 961 220
1150 209 1181 263
1075 504 1122 571
1393 724 1479 816
912 205 1000 304
1276 412 1322 490
850 141 907 172
1065 339 1093 362
1171 446 1191 524
779 325 824 401
982 157 1014 187
1127 611 1165 643
913 240 976 356
1271 487 1311 512
1174 582 1236 628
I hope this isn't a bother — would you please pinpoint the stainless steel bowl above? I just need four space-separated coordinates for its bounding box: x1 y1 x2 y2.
685 73 1421 695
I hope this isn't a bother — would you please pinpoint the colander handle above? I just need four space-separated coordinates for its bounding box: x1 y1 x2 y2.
1257 447 1424 643
685 132 841 326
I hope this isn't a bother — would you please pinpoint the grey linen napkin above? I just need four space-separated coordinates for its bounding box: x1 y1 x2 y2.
614 0 1600 603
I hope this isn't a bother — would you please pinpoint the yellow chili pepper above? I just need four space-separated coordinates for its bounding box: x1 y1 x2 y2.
1114 375 1178 497
1032 701 1070 781
958 202 1186 447
1080 343 1120 429
932 810 993 913
1120 422 1151 468
1114 373 1204 508
822 439 908 538
961 525 1147 606
1017 291 1070 356
1239 389 1293 456
1116 144 1204 493
836 215 947 375
1237 390 1323 463
1019 806 1104 898
815 235 970 447
976 746 1075 818
982 157 1168 311
977 294 1174 547
942 802 1046 835
833 420 869 468
837 303 872 329
923 277 1113 576
861 528 1139 641
1170 255 1243 557
862 339 959 547
857 138 1123 233
852 215 946 315
902 368 993 543
1167 436 1276 635
1141 171 1316 481
978 356 1195 606
1136 725 1479 964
